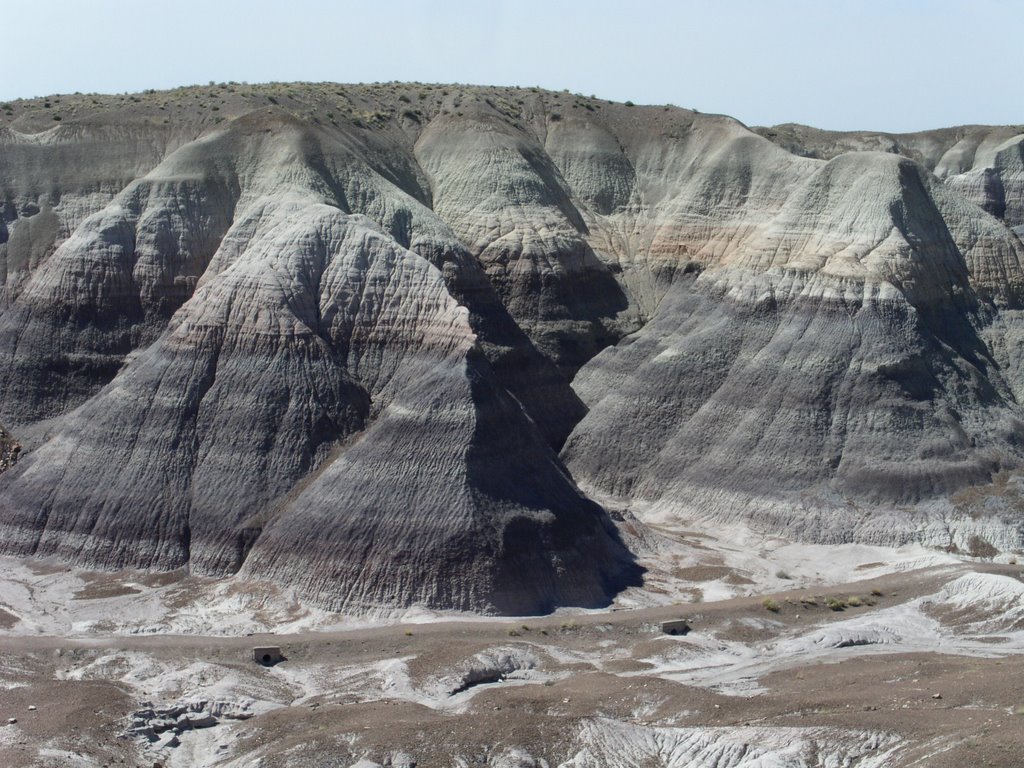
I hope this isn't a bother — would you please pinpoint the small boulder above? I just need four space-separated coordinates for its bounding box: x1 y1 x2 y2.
155 731 179 750
185 711 217 728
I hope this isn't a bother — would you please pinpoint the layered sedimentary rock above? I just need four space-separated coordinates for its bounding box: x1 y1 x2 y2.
0 84 1023 613
563 149 1024 549
0 93 634 613
756 122 1024 228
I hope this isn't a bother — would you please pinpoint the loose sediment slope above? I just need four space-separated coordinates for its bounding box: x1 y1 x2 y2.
562 148 1024 550
0 84 1023 613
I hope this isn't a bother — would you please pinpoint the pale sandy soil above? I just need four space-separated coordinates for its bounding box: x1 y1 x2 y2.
1 531 1023 767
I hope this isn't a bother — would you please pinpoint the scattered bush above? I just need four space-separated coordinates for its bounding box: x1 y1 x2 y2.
870 588 884 597
625 100 635 107
775 569 792 580
846 595 863 607
762 598 781 612
826 596 846 611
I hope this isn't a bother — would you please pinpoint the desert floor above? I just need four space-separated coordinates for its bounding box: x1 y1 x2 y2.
1 526 1023 767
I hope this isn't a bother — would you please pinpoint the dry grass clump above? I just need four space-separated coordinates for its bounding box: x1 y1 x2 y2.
826 596 846 611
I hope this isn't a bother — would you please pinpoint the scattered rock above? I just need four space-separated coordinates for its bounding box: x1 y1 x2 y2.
389 753 417 768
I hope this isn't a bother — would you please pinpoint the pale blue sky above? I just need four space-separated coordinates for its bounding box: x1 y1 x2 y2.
4 0 1020 132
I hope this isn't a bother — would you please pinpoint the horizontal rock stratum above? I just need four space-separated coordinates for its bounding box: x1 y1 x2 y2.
1 83 1022 613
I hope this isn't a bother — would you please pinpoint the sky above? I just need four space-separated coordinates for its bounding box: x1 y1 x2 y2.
3 0 1020 132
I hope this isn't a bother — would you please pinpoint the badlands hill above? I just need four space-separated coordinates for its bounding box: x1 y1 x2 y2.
1 83 1023 614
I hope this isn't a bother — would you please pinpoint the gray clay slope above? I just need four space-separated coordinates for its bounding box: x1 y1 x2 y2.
1 84 1023 612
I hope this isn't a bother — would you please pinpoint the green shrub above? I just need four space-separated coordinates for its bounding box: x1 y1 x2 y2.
762 598 781 612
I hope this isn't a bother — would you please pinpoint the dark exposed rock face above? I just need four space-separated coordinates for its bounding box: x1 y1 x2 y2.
1 84 1023 613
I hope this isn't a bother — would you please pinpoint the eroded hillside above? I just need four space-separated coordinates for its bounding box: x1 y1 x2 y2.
1 83 1023 613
